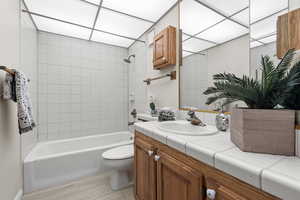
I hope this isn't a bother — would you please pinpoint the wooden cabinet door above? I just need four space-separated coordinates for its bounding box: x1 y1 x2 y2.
288 8 300 53
277 8 300 58
153 26 176 69
153 28 169 67
156 151 203 200
206 177 249 200
134 138 157 200
277 13 289 59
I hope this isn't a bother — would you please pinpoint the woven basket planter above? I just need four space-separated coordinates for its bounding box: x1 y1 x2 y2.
230 108 295 156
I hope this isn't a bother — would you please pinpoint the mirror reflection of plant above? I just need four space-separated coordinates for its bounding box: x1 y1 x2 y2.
203 49 300 109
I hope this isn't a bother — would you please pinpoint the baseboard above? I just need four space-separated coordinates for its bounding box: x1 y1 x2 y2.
14 189 23 200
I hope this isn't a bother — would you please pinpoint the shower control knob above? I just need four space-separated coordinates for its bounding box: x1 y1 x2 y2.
206 189 216 200
148 150 154 156
154 155 160 161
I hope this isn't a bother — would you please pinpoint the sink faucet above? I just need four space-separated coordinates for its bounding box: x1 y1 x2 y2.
186 108 206 126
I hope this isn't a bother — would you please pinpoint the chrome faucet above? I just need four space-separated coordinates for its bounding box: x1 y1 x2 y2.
186 108 206 126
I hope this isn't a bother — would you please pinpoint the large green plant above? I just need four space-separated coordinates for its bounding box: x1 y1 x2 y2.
203 49 300 109
282 81 300 110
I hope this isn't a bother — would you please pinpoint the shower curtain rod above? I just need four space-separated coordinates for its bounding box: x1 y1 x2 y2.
0 66 15 75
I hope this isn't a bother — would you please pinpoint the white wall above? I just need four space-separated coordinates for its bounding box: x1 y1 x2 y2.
20 2 38 159
128 5 179 114
180 35 250 110
38 32 129 141
0 0 23 199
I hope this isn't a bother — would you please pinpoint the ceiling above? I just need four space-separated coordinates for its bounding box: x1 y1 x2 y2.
23 0 289 51
180 0 289 57
23 0 178 48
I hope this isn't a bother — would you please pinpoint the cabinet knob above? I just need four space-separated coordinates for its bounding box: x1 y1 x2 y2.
206 189 216 200
154 155 160 161
148 150 154 156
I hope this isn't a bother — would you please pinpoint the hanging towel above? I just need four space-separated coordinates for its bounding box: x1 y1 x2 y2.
3 72 16 101
2 70 36 134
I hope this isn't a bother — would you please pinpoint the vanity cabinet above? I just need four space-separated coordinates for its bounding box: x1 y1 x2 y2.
153 26 176 69
156 151 202 200
134 131 280 200
134 138 156 200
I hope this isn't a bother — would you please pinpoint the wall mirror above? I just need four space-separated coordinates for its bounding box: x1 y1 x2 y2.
250 0 289 79
179 0 250 112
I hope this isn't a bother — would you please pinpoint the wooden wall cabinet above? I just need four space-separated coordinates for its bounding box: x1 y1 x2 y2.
277 8 300 58
153 26 176 69
134 131 280 200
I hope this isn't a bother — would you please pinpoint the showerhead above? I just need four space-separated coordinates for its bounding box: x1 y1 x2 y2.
123 58 131 63
123 54 135 63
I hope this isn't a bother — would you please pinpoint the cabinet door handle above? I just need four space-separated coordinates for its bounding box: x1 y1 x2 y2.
207 189 216 200
148 150 154 156
154 155 160 161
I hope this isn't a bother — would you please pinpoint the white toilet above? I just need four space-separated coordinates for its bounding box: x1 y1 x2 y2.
102 144 134 190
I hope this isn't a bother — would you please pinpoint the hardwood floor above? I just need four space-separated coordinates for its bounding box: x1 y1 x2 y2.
23 174 134 200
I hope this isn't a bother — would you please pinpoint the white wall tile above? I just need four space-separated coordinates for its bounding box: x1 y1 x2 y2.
38 32 129 141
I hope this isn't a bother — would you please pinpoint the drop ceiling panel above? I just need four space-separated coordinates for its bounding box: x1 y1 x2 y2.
85 0 101 5
91 30 134 47
250 41 263 48
180 0 224 35
197 0 249 16
101 0 178 21
250 0 288 23
25 0 97 27
182 51 193 58
183 38 216 52
33 16 91 40
95 9 153 39
259 35 277 44
197 20 249 43
231 8 249 26
250 10 286 39
182 33 192 41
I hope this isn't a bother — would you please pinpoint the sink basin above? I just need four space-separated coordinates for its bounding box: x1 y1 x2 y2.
157 120 218 136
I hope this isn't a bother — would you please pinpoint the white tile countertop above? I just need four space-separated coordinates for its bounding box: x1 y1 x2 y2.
134 121 300 200
136 113 158 122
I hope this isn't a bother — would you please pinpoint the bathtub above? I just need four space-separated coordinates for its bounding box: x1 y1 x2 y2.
24 131 133 193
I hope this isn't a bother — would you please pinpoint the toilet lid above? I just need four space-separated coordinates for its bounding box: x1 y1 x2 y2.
102 144 134 160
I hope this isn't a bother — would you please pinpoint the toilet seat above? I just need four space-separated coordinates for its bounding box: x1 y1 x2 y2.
102 144 133 160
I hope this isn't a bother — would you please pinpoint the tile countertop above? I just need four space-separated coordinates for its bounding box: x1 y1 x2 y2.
134 121 300 200
136 113 158 122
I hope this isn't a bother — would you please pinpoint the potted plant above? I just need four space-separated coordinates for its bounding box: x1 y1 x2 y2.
203 49 300 155
282 84 300 125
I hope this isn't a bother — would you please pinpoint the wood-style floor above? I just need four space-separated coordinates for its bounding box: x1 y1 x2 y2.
23 174 135 200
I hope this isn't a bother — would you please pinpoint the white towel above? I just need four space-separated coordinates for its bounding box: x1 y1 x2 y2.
2 70 36 134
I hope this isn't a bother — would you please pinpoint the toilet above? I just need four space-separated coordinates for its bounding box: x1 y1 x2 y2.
102 144 134 190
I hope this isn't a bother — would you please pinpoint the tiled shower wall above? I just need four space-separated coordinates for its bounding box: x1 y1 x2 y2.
38 32 129 141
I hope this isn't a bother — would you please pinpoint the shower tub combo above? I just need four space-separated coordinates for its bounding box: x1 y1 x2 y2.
24 131 133 193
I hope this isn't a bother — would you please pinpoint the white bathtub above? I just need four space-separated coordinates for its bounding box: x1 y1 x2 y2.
24 131 133 193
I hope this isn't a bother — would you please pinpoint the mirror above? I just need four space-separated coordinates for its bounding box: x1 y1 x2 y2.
179 0 250 111
250 0 289 78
